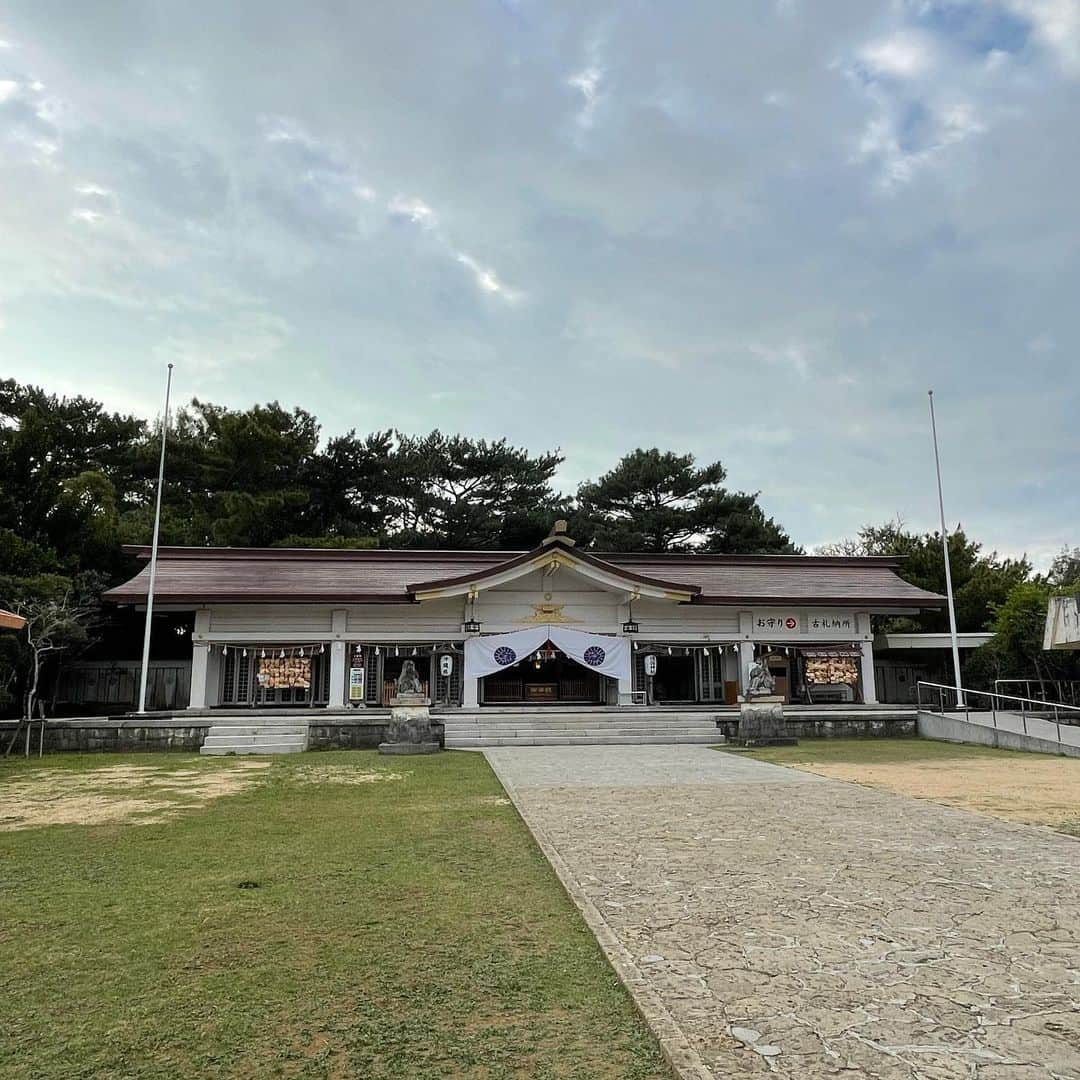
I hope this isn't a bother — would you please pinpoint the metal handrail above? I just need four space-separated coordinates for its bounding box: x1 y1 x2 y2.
994 678 1080 707
916 680 1080 744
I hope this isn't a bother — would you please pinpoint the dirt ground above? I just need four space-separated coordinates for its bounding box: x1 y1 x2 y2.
0 758 419 831
0 760 272 830
789 755 1080 833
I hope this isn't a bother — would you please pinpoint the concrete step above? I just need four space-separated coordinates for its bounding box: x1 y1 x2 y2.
203 734 308 747
202 741 308 755
444 727 719 738
200 723 310 755
446 733 725 747
202 725 308 736
444 718 720 727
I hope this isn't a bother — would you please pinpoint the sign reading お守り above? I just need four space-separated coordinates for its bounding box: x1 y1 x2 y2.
752 612 801 633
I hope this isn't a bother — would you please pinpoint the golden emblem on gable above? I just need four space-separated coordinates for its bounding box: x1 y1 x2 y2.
520 603 577 625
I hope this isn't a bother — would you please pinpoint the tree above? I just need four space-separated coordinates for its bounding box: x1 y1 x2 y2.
122 398 322 547
0 380 142 577
576 449 794 554
2 578 95 754
1049 547 1080 590
818 518 1031 633
386 432 565 549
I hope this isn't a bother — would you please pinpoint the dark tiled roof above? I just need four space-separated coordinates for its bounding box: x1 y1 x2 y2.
104 545 945 609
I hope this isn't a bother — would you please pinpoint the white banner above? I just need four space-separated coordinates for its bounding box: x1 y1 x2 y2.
464 625 631 685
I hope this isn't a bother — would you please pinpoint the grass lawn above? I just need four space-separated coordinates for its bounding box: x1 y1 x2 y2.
723 737 1080 836
0 750 671 1080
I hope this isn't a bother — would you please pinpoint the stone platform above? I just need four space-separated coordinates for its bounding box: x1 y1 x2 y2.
729 694 797 747
378 693 441 755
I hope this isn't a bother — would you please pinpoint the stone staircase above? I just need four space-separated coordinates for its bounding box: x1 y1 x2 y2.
200 722 310 755
441 708 725 748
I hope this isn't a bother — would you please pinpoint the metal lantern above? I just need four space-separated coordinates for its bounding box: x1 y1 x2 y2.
463 619 482 634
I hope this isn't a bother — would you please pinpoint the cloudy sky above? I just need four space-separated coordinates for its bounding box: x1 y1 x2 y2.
1 1 1077 563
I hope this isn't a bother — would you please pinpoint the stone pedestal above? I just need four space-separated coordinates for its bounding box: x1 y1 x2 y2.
378 694 441 755
731 694 797 747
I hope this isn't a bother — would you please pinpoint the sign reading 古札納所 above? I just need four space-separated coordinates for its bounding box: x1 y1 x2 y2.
807 612 856 634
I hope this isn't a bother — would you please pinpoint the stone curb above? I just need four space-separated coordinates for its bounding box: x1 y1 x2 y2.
485 753 713 1080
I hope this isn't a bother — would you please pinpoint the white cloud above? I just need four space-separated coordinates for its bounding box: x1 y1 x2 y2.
74 183 111 197
1007 0 1080 75
455 252 521 301
353 184 377 201
0 79 18 102
746 339 815 377
855 101 986 189
71 208 103 224
152 310 291 374
568 65 603 128
1027 333 1057 353
388 194 438 228
858 31 936 79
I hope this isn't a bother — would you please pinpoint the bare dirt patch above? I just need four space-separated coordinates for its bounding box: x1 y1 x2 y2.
790 756 1080 830
286 764 408 786
0 760 270 831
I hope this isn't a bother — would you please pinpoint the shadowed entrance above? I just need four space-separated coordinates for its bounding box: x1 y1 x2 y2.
481 644 605 704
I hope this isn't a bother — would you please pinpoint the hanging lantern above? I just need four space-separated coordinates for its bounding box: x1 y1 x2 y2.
280 649 286 658
374 645 380 655
242 647 247 657
260 649 267 659
319 642 325 653
299 646 305 658
463 618 481 634
667 646 673 655
394 646 399 657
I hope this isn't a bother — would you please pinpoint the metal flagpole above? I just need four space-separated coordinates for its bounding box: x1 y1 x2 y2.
136 363 174 715
928 390 965 708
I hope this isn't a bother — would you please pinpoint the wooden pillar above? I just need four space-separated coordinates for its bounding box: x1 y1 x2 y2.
188 643 209 709
860 641 878 704
328 609 347 707
739 642 755 695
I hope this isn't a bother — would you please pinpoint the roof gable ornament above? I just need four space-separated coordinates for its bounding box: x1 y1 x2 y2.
541 519 575 548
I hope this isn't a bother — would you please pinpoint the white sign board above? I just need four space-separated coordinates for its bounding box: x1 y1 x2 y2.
349 667 365 702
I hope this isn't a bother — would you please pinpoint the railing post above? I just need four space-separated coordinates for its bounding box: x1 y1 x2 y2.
991 694 997 729
1021 699 1028 736
1054 703 1061 744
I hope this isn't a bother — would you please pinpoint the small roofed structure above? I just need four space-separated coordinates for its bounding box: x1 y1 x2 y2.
1045 596 1080 650
0 609 26 632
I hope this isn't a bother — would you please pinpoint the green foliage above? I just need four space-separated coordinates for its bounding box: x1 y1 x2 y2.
576 448 795 554
1049 547 1080 590
819 518 1031 633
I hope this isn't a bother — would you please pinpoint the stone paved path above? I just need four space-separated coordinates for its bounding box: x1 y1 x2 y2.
485 745 1080 1080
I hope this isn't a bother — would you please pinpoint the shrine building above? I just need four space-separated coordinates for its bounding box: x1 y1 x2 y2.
104 523 946 713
